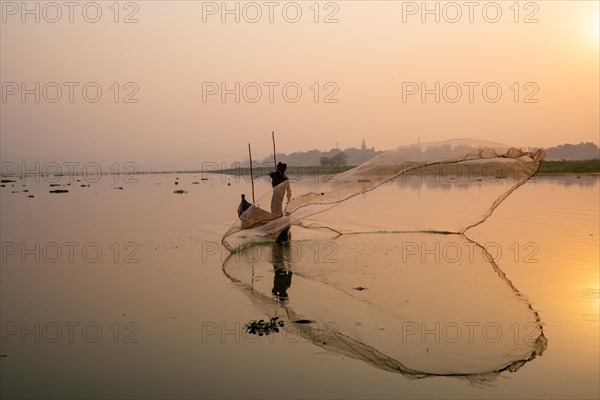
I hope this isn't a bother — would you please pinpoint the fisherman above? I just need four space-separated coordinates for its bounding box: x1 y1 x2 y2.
269 162 292 242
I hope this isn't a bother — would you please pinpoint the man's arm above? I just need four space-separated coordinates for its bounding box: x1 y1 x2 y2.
285 180 292 201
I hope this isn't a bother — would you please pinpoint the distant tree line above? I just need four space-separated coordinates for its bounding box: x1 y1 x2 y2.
259 145 381 166
544 142 599 161
320 152 348 166
236 141 599 167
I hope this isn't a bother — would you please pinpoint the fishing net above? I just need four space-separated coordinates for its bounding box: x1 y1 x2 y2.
222 139 545 252
222 233 547 381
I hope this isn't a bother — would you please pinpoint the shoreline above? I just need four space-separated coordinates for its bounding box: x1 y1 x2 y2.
1 161 598 178
213 160 600 176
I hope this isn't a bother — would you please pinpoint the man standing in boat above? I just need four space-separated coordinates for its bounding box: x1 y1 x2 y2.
270 162 292 242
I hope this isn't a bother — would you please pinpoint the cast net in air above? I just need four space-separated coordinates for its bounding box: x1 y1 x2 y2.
222 139 546 252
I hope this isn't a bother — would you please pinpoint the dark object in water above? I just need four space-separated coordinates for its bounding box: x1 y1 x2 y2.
292 319 315 324
114 187 123 190
49 190 68 193
49 184 61 187
244 317 284 335
353 287 368 291
237 194 252 217
0 180 15 183
174 189 187 194
28 195 34 198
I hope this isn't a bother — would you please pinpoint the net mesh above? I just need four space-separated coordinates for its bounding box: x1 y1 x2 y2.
221 138 547 380
222 234 547 381
222 139 545 252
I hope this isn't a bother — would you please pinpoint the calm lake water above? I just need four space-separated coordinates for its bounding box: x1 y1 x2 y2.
1 173 598 399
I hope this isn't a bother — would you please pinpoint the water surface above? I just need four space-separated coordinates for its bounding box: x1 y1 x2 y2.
1 174 598 399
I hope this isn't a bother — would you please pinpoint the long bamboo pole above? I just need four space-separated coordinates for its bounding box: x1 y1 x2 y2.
272 131 277 168
248 143 255 203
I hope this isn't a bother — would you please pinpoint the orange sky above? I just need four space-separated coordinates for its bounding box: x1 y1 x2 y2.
1 1 598 169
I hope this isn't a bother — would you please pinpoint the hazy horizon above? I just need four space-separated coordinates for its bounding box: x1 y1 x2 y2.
1 1 599 170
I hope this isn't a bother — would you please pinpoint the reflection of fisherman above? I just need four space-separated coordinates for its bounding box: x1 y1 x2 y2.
271 242 292 302
269 162 292 243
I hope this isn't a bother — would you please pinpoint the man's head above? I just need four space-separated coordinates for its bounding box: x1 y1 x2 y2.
277 162 287 172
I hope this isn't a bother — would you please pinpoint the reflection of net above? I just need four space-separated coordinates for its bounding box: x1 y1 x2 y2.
222 234 548 381
222 139 545 252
